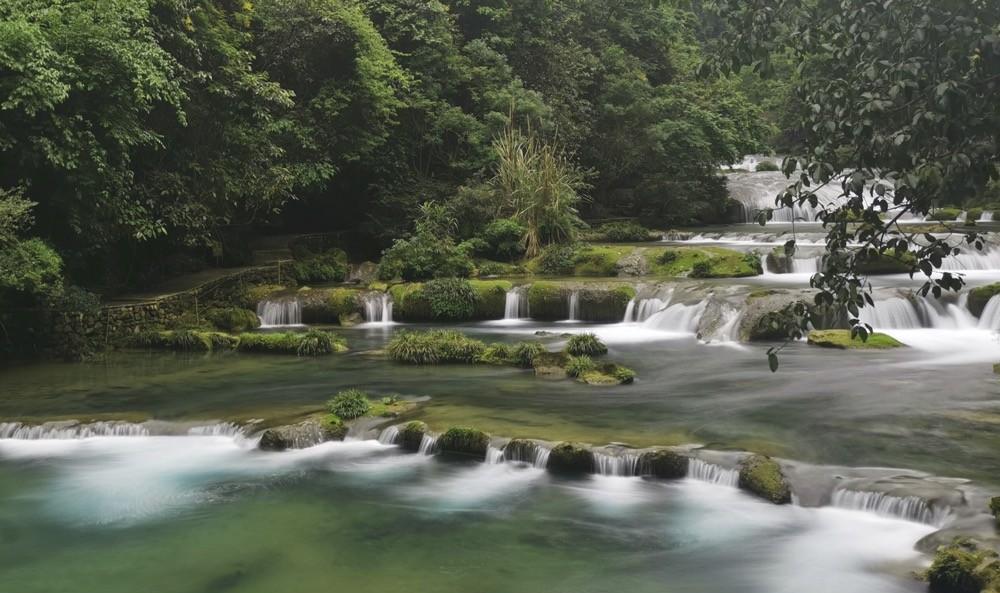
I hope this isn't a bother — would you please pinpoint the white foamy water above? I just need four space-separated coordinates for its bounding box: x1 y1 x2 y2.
257 299 303 327
361 292 393 325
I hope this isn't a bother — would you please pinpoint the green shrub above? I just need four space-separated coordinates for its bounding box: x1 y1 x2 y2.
478 342 513 365
510 341 546 368
423 278 477 320
599 221 652 242
292 249 348 283
377 233 474 281
657 249 679 266
476 260 525 277
206 308 261 333
534 243 579 275
565 333 607 356
611 365 636 384
565 355 596 377
755 159 780 172
386 330 486 364
689 260 713 278
296 330 339 356
482 218 527 260
327 389 371 420
129 330 220 352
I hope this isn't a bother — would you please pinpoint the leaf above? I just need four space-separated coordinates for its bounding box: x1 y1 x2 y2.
768 352 779 373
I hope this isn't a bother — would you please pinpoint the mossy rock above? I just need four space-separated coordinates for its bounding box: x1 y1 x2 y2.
969 284 1000 317
258 419 346 451
928 207 964 222
239 284 287 310
926 539 1000 593
387 283 425 321
527 282 568 320
576 286 636 322
532 350 569 379
807 329 904 349
547 442 595 474
128 330 237 352
855 251 917 275
470 279 513 319
738 455 792 504
437 427 490 459
399 421 428 452
638 449 687 479
578 363 635 385
205 308 261 333
647 246 761 278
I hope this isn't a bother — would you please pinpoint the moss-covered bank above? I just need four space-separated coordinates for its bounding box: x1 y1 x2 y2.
807 329 904 349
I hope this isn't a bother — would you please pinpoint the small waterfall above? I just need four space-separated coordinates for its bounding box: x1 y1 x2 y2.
978 295 1000 330
417 433 438 455
938 247 1000 271
362 293 393 324
831 489 951 526
187 423 245 437
593 451 640 477
727 170 851 223
502 440 551 469
624 297 670 323
760 254 774 277
860 295 976 329
486 445 505 464
378 425 400 445
789 257 820 274
980 211 994 222
687 458 739 487
257 299 302 327
703 305 743 345
642 301 708 333
567 291 580 321
0 421 150 439
503 287 529 320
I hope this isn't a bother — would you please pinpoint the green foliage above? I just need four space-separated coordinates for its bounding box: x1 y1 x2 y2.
469 279 513 319
206 308 261 333
531 244 580 276
928 208 964 222
235 331 346 356
292 249 349 284
0 238 63 301
378 203 475 281
565 333 608 356
689 260 713 279
807 330 903 350
565 355 596 378
129 330 239 353
597 222 653 243
422 278 477 320
386 330 486 364
482 218 527 261
327 389 371 420
296 329 341 356
610 365 636 384
649 246 760 278
510 341 546 369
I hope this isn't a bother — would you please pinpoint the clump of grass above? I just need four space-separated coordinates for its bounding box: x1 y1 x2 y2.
327 389 371 420
236 331 345 356
565 355 596 378
565 333 607 356
386 330 486 364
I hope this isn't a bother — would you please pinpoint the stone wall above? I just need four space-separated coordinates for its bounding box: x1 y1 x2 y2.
3 264 289 360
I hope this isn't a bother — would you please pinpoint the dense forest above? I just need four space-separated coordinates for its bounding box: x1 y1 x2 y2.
0 0 773 300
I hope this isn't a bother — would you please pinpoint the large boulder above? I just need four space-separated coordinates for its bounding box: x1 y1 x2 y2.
437 427 490 459
738 455 792 504
399 421 428 451
547 442 595 474
926 539 1000 593
258 420 346 451
638 449 688 479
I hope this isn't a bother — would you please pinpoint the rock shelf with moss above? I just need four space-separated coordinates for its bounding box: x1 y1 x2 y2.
437 427 491 458
738 455 792 504
807 329 904 350
129 329 347 356
969 284 1000 317
925 539 1000 593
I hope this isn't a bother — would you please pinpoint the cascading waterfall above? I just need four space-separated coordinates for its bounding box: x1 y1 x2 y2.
789 257 820 274
623 297 671 323
938 247 1000 271
486 445 504 464
686 458 740 487
980 211 995 222
978 295 1000 330
257 299 302 327
593 452 640 477
378 425 400 445
187 423 246 437
417 434 438 455
859 295 976 330
361 292 393 324
642 300 708 333
0 421 150 439
727 170 851 223
831 489 951 527
503 287 529 320
702 305 743 345
501 440 551 468
567 291 580 321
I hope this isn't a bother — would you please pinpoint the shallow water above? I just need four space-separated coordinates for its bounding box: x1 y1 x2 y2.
0 434 933 593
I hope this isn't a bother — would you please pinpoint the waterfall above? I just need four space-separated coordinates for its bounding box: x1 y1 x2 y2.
417 434 438 455
980 211 995 222
642 301 707 333
702 305 743 345
486 445 504 464
567 291 580 321
257 299 302 327
378 425 400 445
624 297 670 323
362 292 393 324
790 257 820 274
186 423 246 437
686 458 739 487
831 489 951 526
593 452 640 477
978 295 1000 330
503 288 529 320
727 170 850 223
938 247 1000 271
0 421 150 439
859 295 976 330
502 440 551 469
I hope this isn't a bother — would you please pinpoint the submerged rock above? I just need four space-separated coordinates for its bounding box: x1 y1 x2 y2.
437 427 490 459
738 455 792 504
532 351 569 379
638 449 688 479
399 421 428 452
258 420 346 451
547 442 594 474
